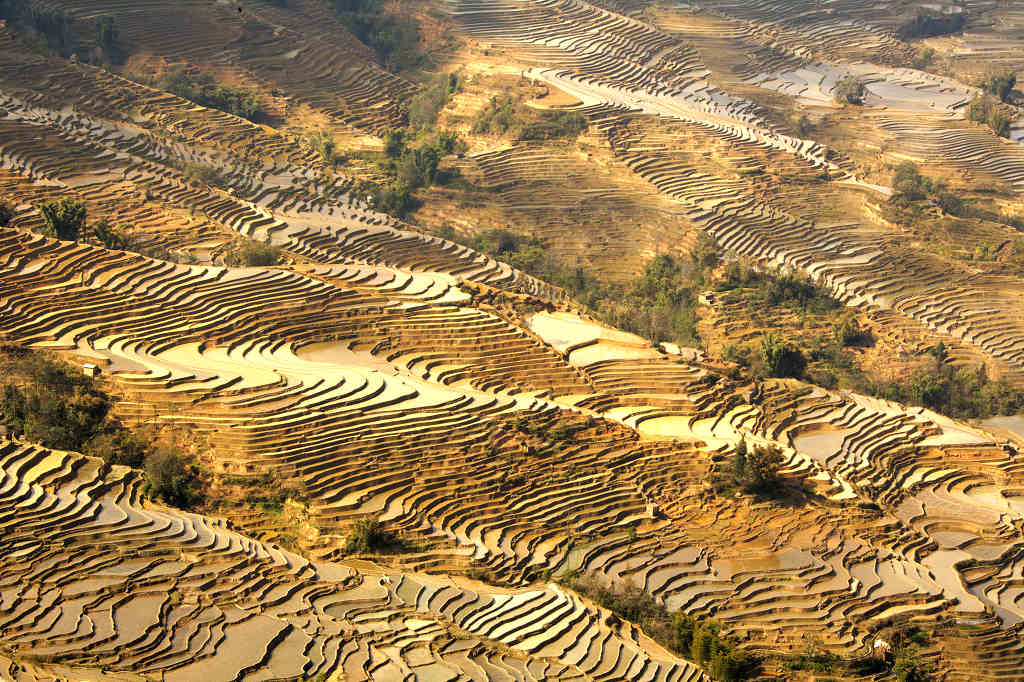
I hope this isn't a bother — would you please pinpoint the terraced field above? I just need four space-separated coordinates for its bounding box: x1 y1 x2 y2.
2 0 1024 679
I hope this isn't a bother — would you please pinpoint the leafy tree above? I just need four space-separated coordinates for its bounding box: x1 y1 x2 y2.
144 446 203 508
834 75 867 105
759 333 807 378
892 644 933 682
345 518 405 553
230 240 282 267
92 220 130 250
0 353 109 451
408 72 460 129
937 191 965 216
96 16 125 63
744 443 784 493
86 428 148 468
732 438 747 480
37 198 86 241
980 69 1017 103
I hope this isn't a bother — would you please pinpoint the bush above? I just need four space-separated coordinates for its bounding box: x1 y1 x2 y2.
144 446 203 508
834 75 867 105
911 47 936 70
37 198 86 241
172 160 228 189
0 199 12 226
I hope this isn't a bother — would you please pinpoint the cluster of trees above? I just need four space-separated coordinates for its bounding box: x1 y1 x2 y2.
759 333 807 379
966 95 1014 138
30 197 134 250
559 572 760 681
330 0 423 72
467 228 716 349
896 11 965 41
138 70 265 123
408 72 460 130
980 68 1017 103
717 261 841 317
888 161 971 218
713 438 787 496
887 161 1024 229
472 96 589 141
226 239 284 267
0 351 203 507
373 129 466 218
834 75 867 105
868 356 1024 419
345 518 407 554
0 3 125 62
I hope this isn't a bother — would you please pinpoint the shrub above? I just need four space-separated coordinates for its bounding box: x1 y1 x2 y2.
37 198 86 241
911 47 936 70
834 75 866 105
144 446 203 508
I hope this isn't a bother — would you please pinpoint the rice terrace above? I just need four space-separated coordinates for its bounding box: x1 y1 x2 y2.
1 0 1024 679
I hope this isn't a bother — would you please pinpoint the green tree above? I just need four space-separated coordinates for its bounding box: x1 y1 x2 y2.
980 69 1017 103
834 75 867 104
144 447 202 508
892 644 933 682
38 198 86 241
732 438 747 480
0 198 12 226
92 220 130 250
759 333 807 378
